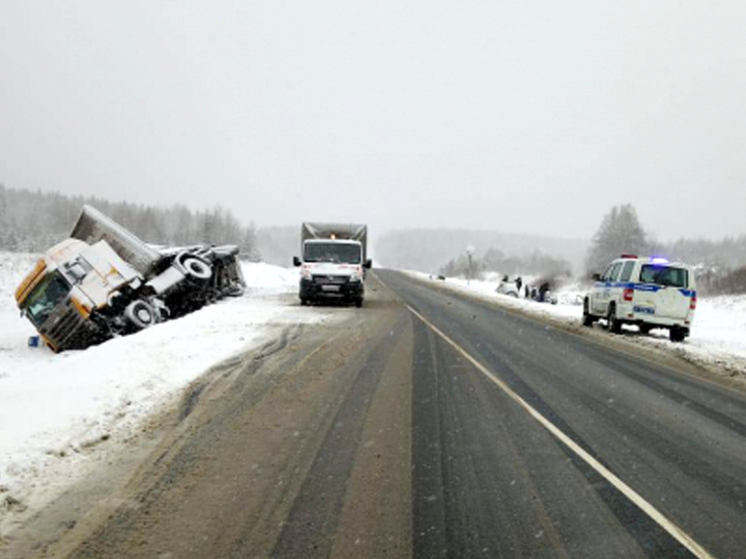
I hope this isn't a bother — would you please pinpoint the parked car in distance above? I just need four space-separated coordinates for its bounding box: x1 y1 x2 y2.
496 275 520 297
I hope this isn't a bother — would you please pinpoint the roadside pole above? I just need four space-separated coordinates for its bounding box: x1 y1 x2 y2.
466 244 475 286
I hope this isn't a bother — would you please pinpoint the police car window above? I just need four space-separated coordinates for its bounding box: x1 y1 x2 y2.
608 262 623 282
619 261 635 282
659 267 688 288
601 264 615 281
639 265 688 288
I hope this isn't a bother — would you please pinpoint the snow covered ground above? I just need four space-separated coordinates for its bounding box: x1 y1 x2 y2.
0 254 329 533
408 271 746 371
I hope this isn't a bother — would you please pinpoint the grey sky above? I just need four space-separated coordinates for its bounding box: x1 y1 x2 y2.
1 1 744 241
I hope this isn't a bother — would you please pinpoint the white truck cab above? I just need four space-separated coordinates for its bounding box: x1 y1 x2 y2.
583 255 697 342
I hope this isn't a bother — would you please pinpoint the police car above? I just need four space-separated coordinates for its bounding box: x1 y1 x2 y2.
583 255 697 342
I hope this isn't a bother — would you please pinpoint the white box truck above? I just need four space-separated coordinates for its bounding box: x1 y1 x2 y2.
293 222 372 307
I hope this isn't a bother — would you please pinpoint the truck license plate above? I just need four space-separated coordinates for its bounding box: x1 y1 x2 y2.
321 285 340 292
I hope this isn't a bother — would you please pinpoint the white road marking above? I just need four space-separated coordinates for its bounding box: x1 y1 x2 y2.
405 303 716 559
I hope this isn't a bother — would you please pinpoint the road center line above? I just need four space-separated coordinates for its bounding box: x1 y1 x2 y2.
405 302 716 559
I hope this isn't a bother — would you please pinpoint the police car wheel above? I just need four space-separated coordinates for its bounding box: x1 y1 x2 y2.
670 326 686 343
607 304 622 334
582 300 594 327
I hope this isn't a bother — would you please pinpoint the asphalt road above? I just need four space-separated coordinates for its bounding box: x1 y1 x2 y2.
7 270 746 559
380 270 746 559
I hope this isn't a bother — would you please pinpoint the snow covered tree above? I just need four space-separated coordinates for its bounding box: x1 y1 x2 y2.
198 210 218 244
239 222 260 261
585 204 648 276
0 186 263 256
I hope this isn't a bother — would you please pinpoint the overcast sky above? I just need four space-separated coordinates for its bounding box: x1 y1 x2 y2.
1 1 744 241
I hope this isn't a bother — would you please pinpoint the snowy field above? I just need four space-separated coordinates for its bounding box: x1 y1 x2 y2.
0 254 325 533
408 271 746 372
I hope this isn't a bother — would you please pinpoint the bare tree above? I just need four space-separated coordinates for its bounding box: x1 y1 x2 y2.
585 204 648 276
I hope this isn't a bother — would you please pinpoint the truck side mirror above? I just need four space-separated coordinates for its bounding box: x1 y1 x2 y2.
591 273 601 281
364 259 372 269
293 256 301 267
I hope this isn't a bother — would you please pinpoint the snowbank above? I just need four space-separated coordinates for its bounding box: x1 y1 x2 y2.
408 271 746 369
241 260 300 295
0 256 325 532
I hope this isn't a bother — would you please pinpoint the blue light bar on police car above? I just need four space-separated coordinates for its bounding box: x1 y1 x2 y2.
650 257 669 264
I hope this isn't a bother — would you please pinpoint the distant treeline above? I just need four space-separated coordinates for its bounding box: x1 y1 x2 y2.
440 248 572 281
402 205 746 295
659 238 746 295
376 228 589 275
660 237 746 271
0 185 260 259
256 225 299 267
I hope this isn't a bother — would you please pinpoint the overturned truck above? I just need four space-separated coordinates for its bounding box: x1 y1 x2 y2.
15 205 246 352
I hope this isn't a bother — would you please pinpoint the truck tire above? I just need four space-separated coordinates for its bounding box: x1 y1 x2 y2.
124 300 158 331
181 256 212 280
355 298 363 308
639 324 652 335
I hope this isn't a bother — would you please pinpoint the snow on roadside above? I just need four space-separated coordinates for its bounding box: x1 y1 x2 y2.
407 271 746 371
0 256 323 531
678 295 746 361
413 273 582 322
242 260 300 295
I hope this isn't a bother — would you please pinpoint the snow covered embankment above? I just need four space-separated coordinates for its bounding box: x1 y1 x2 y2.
407 271 746 375
0 256 321 532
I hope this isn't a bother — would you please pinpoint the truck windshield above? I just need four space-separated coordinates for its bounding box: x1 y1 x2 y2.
21 271 70 328
639 265 688 288
304 242 361 264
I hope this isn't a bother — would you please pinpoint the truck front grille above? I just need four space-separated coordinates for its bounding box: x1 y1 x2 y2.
43 305 98 351
313 275 349 285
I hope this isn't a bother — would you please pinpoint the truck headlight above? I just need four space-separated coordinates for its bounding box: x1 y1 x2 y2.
350 268 363 282
300 267 312 280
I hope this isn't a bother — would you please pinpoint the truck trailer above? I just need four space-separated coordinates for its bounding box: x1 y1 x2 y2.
15 205 246 352
293 222 372 307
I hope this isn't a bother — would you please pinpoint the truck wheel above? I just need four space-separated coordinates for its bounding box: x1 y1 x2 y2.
670 326 686 343
300 298 309 306
607 304 622 334
639 324 652 335
182 257 212 280
355 298 363 308
124 300 158 331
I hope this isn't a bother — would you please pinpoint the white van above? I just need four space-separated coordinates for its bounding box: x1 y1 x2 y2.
583 255 697 342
